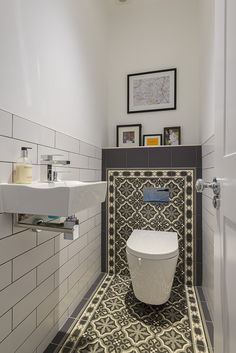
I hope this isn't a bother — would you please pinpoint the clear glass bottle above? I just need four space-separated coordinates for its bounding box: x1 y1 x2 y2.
15 147 32 184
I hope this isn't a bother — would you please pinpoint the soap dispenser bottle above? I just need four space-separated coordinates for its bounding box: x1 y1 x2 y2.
15 147 33 184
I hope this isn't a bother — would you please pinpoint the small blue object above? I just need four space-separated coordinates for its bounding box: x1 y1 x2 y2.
143 187 169 203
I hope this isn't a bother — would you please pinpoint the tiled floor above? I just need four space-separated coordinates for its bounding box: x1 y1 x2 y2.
45 274 212 353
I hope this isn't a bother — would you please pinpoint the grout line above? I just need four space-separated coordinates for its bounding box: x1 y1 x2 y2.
11 308 13 331
202 149 215 158
11 274 55 331
201 134 215 146
11 114 14 138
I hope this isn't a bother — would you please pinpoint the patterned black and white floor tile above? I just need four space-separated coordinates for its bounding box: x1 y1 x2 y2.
58 275 211 353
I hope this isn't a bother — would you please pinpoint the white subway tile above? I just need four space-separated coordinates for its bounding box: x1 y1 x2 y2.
0 110 12 137
68 289 85 317
87 226 100 244
54 284 78 322
88 157 101 170
15 311 54 353
54 233 70 253
0 261 12 291
202 167 215 185
203 209 216 234
86 259 100 285
94 147 102 160
76 208 89 223
80 217 96 236
55 132 80 153
95 214 101 226
36 310 67 353
37 279 67 325
68 259 87 290
13 239 54 281
79 247 90 265
0 213 12 239
87 269 100 291
0 136 37 163
57 165 79 181
202 135 215 157
202 194 216 217
37 230 59 246
13 275 54 328
0 270 36 317
95 170 101 181
69 152 89 169
32 164 40 182
0 310 12 343
13 116 54 147
202 151 215 169
0 230 36 266
0 311 36 353
80 141 96 157
54 255 78 287
68 233 87 259
88 205 101 218
0 162 12 183
80 169 96 182
37 247 68 285
87 238 100 259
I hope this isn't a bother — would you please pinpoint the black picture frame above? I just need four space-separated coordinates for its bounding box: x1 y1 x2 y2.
127 68 177 113
143 134 162 146
116 124 142 147
164 126 181 145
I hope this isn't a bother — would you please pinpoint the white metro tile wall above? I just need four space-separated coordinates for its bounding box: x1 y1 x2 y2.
202 135 215 320
55 132 80 153
0 109 102 353
0 135 37 163
0 162 12 182
0 109 12 137
13 116 55 147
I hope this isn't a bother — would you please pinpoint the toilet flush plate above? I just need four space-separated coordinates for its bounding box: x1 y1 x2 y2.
0 180 107 216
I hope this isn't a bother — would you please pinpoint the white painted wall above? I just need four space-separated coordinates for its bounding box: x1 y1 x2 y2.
0 0 108 147
107 0 200 147
198 0 215 320
199 0 215 143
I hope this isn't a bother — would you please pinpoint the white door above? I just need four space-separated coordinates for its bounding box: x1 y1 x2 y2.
214 0 236 352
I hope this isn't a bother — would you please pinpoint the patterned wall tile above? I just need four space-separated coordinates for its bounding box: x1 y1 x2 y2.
106 169 195 286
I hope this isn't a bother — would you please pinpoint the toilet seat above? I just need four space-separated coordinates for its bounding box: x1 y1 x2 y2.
126 230 178 260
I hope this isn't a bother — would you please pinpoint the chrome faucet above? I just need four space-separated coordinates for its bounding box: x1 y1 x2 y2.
40 155 70 182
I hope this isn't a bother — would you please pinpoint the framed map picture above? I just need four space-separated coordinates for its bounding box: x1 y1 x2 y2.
127 68 177 113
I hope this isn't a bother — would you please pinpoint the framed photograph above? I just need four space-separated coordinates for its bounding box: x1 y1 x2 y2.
164 126 181 145
143 134 162 146
116 124 142 147
127 68 177 113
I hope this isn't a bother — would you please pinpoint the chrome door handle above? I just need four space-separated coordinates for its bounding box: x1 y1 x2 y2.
196 177 220 209
196 177 220 196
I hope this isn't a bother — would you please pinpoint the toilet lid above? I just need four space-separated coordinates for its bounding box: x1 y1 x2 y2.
126 230 179 260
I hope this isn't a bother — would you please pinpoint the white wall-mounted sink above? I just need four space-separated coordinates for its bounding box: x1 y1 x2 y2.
0 181 107 216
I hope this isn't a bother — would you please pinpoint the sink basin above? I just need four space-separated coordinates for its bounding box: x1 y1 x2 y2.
0 181 107 216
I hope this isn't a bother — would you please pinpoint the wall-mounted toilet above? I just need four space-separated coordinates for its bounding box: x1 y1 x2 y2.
126 230 179 305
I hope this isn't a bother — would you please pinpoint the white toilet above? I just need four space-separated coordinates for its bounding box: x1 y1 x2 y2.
126 230 179 305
